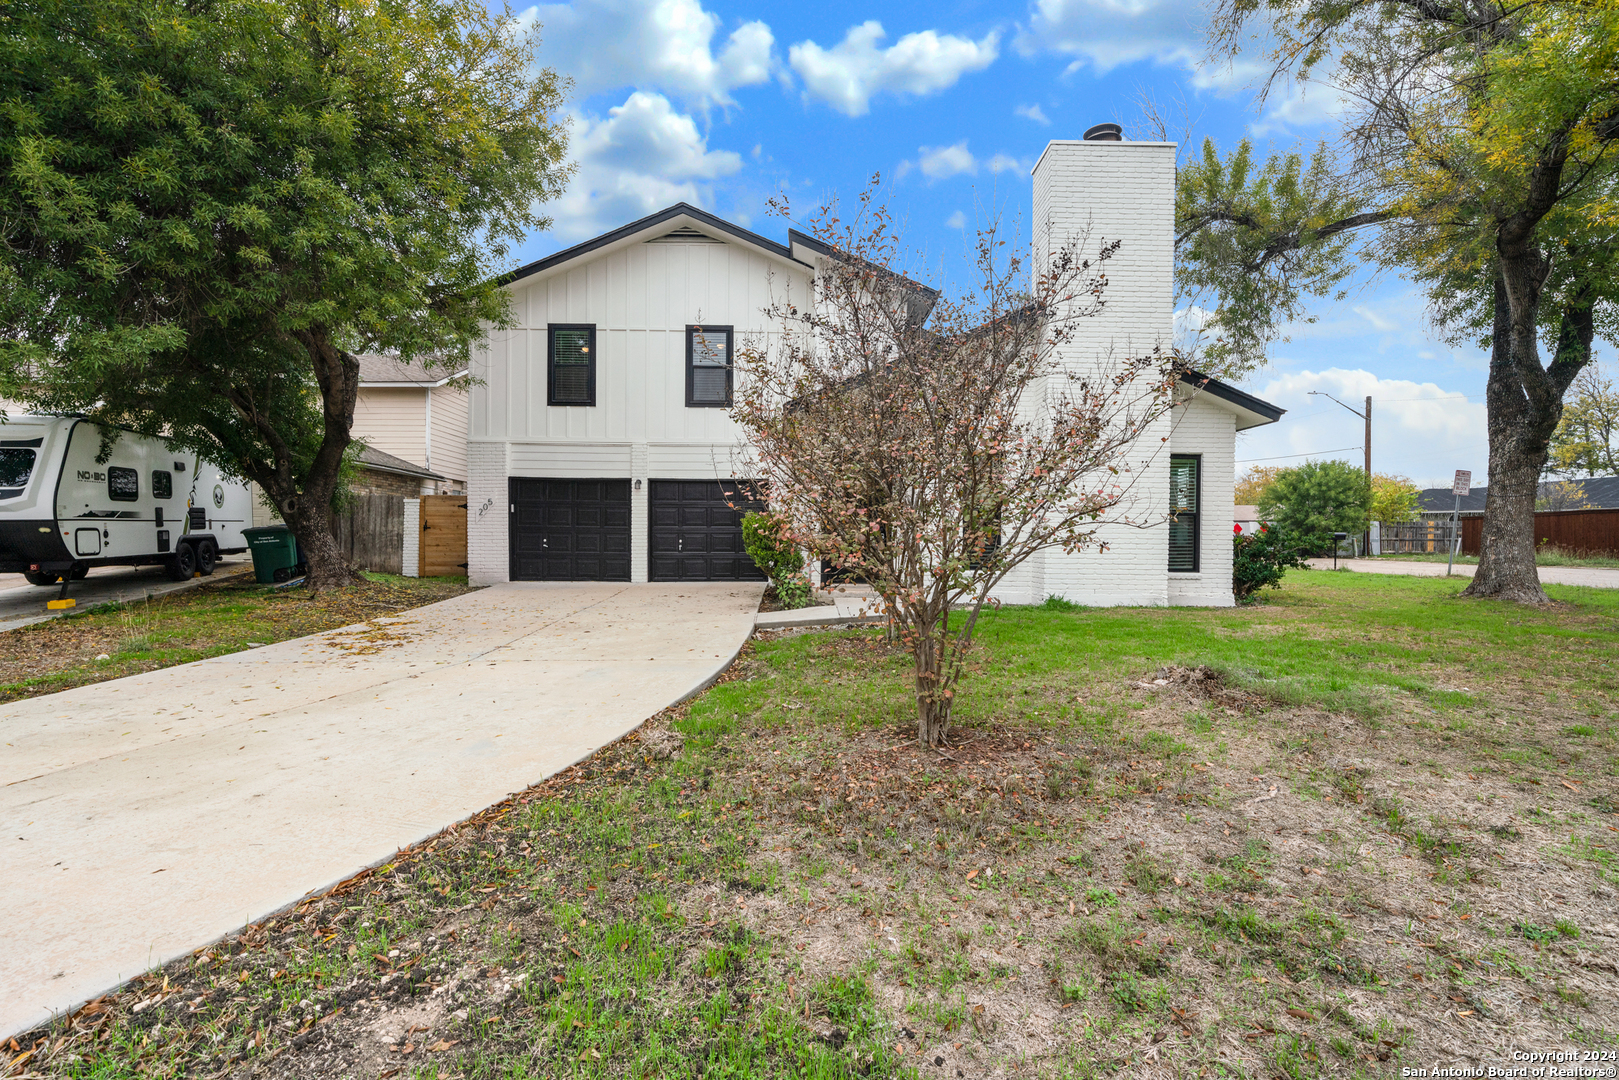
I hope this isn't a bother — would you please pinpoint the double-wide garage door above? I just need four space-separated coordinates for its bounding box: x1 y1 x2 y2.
507 478 764 582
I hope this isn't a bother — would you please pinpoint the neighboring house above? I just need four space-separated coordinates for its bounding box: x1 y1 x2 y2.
1234 505 1263 535
466 132 1283 605
352 446 445 498
352 353 469 494
1417 475 1619 518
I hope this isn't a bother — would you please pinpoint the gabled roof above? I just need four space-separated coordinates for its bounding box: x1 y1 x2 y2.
355 353 467 387
1177 369 1285 430
499 203 813 288
356 445 443 481
1418 475 1619 513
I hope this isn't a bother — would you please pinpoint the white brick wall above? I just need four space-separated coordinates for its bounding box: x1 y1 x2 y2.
401 498 420 577
1168 393 1237 607
466 440 508 584
1026 140 1178 607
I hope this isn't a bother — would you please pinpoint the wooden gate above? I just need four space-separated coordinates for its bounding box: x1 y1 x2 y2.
419 494 469 577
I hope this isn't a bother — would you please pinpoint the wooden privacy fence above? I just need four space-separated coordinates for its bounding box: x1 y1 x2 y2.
332 493 404 574
1461 506 1619 557
418 494 469 577
1378 520 1460 554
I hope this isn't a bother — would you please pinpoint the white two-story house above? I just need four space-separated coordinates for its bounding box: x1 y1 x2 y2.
466 129 1282 605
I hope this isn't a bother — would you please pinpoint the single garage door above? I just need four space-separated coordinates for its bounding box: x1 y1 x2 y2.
649 480 766 581
509 478 631 581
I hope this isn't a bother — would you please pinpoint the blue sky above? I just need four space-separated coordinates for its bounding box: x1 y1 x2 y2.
501 0 1577 489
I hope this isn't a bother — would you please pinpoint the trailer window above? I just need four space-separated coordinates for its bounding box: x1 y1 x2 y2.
0 448 34 499
152 470 173 500
108 466 139 502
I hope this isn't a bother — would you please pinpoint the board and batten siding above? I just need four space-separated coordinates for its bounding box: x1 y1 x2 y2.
471 240 810 445
1167 392 1238 608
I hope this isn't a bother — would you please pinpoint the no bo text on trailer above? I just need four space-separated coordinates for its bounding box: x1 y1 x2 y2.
0 416 252 590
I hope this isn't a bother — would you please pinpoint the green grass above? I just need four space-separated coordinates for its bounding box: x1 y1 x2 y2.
728 570 1619 728
18 568 1619 1079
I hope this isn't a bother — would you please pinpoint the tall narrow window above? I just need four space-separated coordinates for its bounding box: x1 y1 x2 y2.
1168 455 1200 572
686 324 733 407
548 324 596 406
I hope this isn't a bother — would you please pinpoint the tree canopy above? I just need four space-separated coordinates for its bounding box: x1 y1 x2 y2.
1175 0 1619 600
0 0 570 588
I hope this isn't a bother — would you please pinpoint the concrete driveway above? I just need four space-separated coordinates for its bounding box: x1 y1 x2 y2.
1306 557 1619 589
1 581 762 1039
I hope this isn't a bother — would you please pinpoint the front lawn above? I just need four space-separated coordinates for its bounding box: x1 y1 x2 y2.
12 570 1618 1079
0 569 474 704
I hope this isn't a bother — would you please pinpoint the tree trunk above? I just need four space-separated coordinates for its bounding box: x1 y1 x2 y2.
1464 272 1552 602
912 621 951 747
230 332 365 594
1463 263 1594 603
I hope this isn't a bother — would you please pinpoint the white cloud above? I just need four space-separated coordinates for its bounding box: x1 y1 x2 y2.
946 210 967 229
549 91 743 242
524 0 774 107
1352 304 1397 332
788 21 1000 117
1234 368 1488 486
1015 103 1051 124
986 153 1028 175
1015 0 1203 76
919 141 977 180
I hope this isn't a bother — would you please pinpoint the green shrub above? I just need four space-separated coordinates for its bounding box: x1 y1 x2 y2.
741 511 811 608
1257 460 1372 553
1233 525 1309 602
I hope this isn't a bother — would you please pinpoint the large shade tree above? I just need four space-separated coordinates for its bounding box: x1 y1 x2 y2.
0 0 570 589
733 186 1175 748
1174 0 1619 602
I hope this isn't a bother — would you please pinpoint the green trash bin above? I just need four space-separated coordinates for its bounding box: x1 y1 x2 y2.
242 525 304 584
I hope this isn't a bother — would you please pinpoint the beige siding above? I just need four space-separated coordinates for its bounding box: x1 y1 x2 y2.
353 387 428 470
426 384 468 487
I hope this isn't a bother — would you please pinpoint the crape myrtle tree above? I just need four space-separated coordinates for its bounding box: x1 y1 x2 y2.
0 0 570 590
1173 0 1619 603
732 185 1176 748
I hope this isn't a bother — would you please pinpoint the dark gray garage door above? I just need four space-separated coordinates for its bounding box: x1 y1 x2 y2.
649 480 766 581
509 478 631 581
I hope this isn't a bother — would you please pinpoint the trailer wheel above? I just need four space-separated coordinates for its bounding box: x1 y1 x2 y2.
196 538 218 576
70 564 88 580
167 543 198 582
24 571 59 587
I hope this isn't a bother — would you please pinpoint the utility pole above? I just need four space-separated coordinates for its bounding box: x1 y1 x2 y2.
1308 391 1373 555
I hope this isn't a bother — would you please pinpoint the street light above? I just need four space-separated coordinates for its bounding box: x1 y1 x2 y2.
1308 391 1373 554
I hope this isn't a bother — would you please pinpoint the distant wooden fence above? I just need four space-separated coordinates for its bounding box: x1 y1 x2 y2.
1378 520 1460 554
418 494 468 577
1461 506 1619 557
332 493 404 574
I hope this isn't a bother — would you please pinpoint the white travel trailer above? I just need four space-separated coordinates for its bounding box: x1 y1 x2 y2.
0 416 251 589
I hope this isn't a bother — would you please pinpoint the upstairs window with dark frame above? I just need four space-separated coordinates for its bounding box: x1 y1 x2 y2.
548 324 596 406
1168 455 1200 572
686 324 733 407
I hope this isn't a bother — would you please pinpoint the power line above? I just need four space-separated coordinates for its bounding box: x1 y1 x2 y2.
1236 446 1366 463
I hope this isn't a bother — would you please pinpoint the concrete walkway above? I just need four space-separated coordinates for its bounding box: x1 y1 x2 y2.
0 556 252 632
1 581 762 1039
754 588 886 629
1305 557 1619 589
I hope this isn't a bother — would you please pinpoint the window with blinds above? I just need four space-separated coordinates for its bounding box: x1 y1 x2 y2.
1168 454 1200 572
548 324 595 406
686 325 733 407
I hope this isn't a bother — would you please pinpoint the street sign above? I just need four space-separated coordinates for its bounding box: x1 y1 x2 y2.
1452 470 1471 496
1447 470 1470 575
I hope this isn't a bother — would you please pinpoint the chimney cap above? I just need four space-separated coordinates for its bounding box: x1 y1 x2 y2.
1083 122 1123 142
